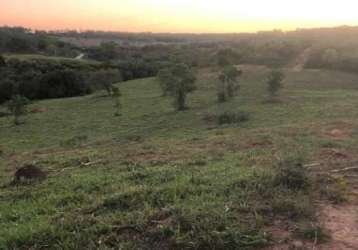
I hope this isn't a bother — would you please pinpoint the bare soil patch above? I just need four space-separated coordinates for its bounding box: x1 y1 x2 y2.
318 204 358 250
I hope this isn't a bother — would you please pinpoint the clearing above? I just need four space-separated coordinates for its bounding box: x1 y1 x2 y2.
1 66 358 249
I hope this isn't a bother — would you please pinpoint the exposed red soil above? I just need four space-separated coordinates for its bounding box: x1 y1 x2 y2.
318 204 358 250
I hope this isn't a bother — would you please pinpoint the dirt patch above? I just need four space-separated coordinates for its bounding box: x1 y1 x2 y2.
329 129 349 139
323 122 354 140
318 204 358 250
30 107 48 113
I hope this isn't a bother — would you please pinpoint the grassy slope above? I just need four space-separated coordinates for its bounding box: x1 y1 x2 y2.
1 66 358 249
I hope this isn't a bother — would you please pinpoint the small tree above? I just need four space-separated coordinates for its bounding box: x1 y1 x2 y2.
157 63 196 111
216 48 240 67
91 69 122 96
217 66 242 102
112 86 122 116
0 55 6 67
6 95 30 125
267 70 284 100
157 68 172 96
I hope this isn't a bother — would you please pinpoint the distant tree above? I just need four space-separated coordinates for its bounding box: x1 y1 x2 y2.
91 69 122 96
157 63 196 111
216 48 241 67
112 86 122 116
0 78 15 104
37 70 91 99
6 95 30 125
217 66 242 102
322 48 339 65
267 70 285 100
157 68 172 96
100 42 118 61
0 55 6 67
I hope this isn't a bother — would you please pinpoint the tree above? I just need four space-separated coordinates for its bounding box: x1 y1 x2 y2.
37 70 91 99
157 63 196 111
112 86 122 116
0 55 5 67
157 68 172 96
267 70 285 100
216 48 241 67
91 69 122 96
217 66 242 102
100 42 117 61
6 95 30 125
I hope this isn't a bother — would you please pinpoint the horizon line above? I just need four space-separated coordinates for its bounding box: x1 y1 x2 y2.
1 24 358 35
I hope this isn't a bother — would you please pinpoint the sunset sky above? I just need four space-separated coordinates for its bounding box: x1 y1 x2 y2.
1 0 358 33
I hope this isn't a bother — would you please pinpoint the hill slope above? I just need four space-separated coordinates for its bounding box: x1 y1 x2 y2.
1 67 358 249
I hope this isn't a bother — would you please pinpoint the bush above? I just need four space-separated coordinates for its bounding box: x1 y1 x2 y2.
0 55 6 67
0 78 16 104
266 70 284 100
157 63 196 111
273 156 309 190
6 95 30 125
37 70 91 99
217 111 250 125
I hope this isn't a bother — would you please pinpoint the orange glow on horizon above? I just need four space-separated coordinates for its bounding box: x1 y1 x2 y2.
1 0 358 33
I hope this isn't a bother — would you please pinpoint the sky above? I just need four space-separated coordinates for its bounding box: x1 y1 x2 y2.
1 0 358 33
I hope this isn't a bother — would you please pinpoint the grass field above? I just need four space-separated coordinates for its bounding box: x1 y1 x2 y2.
1 66 358 249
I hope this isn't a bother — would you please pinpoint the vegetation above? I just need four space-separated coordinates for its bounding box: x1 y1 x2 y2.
0 54 5 67
157 63 196 111
2 25 358 249
89 69 122 96
112 86 122 116
217 66 242 103
1 65 355 248
266 70 285 101
6 95 30 125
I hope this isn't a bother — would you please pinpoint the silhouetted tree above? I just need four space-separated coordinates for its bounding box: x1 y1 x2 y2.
112 86 122 116
0 55 6 67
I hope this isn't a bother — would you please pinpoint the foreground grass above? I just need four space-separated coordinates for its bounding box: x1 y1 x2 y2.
1 66 358 249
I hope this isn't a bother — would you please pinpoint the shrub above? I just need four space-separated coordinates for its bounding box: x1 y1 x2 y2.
0 78 16 104
266 70 284 100
273 156 309 190
37 70 91 99
0 55 6 67
217 111 250 125
217 66 242 102
88 69 122 96
6 95 30 125
112 86 122 116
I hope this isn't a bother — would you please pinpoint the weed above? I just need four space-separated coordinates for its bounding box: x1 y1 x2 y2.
274 156 309 190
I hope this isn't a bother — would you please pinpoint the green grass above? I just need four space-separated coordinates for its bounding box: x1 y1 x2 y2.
1 66 358 249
